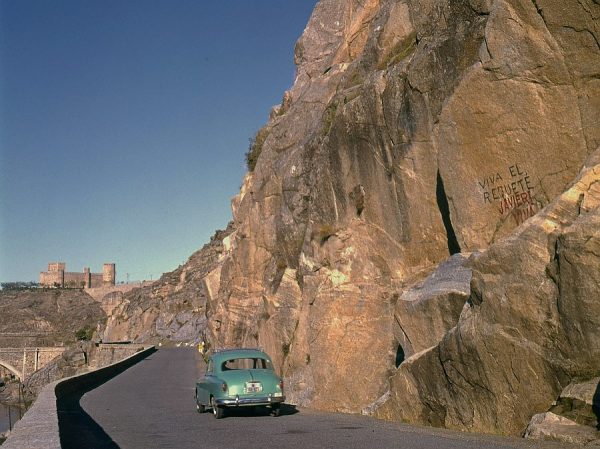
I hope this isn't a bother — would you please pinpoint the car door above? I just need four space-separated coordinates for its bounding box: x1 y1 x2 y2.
197 358 216 405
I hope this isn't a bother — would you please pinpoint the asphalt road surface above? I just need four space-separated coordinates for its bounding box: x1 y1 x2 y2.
74 348 574 449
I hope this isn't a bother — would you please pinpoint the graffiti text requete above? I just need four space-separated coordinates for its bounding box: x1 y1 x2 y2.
478 164 537 225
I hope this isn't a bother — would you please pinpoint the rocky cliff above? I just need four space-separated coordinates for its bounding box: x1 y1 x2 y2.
104 0 600 439
102 225 234 343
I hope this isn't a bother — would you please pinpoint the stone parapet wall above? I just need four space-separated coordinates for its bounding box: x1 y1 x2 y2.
39 271 62 287
1 345 155 449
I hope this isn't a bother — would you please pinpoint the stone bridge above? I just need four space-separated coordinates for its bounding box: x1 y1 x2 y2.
0 347 65 380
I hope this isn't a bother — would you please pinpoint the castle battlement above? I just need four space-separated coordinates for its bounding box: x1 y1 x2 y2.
39 262 116 288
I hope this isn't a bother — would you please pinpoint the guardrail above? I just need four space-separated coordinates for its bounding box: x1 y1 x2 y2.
2 345 156 448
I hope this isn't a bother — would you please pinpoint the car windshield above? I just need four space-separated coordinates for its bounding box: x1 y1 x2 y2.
221 357 273 371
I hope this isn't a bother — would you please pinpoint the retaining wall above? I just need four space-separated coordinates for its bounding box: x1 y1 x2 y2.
2 346 155 448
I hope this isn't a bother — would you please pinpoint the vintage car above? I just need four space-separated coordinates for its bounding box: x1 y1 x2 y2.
195 348 285 418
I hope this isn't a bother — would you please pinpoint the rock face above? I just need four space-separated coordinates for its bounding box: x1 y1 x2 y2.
375 159 600 435
206 0 600 419
106 0 600 438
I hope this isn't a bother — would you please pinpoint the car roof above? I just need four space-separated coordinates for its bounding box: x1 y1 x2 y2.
210 348 271 364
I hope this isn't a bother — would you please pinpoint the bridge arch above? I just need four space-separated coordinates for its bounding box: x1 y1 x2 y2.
0 359 22 380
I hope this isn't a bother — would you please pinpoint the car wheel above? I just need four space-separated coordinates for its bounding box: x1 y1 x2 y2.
211 397 224 419
272 403 281 417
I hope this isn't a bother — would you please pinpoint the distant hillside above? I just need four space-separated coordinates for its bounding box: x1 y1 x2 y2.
0 289 106 346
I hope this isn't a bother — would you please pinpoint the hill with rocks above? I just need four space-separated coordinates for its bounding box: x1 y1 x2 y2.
0 289 106 347
102 0 600 443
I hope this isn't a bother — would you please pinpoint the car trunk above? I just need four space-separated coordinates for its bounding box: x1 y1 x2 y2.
222 369 277 397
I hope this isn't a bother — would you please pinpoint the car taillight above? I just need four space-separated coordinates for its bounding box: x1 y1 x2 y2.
278 380 284 391
221 382 228 392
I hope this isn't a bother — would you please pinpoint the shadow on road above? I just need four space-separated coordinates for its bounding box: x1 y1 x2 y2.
58 392 120 449
279 403 300 416
216 403 299 419
57 349 157 448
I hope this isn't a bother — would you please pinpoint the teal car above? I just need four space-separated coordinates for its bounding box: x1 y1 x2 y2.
195 348 285 418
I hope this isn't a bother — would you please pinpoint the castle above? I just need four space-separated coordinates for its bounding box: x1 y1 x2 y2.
39 262 116 288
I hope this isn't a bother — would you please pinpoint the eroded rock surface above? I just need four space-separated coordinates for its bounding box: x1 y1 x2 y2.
549 378 600 428
375 160 600 435
205 0 599 417
106 0 600 438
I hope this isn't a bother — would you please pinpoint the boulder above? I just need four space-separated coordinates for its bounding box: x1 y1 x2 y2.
394 253 473 357
549 378 600 428
525 412 599 445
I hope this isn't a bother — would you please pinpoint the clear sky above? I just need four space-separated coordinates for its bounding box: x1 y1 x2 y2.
0 0 317 283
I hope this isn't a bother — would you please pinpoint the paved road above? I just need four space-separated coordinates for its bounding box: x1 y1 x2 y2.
76 348 573 449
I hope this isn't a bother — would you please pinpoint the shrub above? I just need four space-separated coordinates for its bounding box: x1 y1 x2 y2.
245 126 271 171
378 32 417 69
321 102 339 136
0 281 40 291
75 326 94 341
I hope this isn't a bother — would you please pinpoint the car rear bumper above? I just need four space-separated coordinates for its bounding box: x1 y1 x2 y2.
215 394 286 407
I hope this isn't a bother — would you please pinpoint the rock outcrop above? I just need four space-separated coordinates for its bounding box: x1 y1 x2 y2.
394 253 473 358
105 0 600 439
102 225 234 343
206 0 600 419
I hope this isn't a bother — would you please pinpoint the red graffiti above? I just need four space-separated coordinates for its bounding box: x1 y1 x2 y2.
497 191 534 215
512 204 537 225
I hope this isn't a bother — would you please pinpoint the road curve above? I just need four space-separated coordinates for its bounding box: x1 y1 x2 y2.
77 348 573 449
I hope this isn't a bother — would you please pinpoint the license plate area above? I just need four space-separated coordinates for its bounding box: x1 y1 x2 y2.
244 381 262 393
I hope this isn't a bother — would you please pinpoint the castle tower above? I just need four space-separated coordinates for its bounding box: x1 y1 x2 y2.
103 263 116 286
48 262 66 272
40 262 66 287
83 267 91 288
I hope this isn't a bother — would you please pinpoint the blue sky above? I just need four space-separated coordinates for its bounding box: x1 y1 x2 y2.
0 0 317 282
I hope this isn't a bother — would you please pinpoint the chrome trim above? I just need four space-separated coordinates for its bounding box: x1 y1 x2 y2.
213 347 264 354
214 395 286 407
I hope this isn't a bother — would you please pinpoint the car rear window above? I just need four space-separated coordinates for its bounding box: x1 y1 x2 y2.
221 358 273 370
